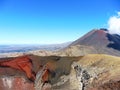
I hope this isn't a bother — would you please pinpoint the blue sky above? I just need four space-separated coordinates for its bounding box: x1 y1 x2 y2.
0 0 120 44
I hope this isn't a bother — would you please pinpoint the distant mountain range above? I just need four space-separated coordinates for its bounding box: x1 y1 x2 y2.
0 42 71 53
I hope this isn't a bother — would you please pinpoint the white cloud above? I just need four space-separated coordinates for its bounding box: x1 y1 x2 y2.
118 12 120 16
108 12 120 34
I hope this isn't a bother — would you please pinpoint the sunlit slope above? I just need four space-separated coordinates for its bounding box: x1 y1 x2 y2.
77 54 120 89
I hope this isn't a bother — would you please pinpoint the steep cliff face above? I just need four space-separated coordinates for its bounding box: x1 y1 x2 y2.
34 62 91 90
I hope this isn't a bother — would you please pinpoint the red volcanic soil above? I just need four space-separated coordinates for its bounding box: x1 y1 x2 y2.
70 29 108 47
0 66 35 90
0 55 81 90
0 55 55 90
96 30 106 40
42 69 49 82
0 55 35 81
0 77 34 90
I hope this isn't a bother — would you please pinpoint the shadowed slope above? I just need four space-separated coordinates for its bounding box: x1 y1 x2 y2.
107 34 120 51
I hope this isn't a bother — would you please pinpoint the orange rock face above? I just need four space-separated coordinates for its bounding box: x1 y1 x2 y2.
0 55 58 90
0 55 35 81
42 69 49 83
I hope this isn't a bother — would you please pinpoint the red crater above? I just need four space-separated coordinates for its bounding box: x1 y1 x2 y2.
0 55 36 81
0 55 59 84
0 55 78 90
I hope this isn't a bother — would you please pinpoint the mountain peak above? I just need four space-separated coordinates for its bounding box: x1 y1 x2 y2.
99 28 108 31
69 28 120 56
70 28 108 47
92 28 108 34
